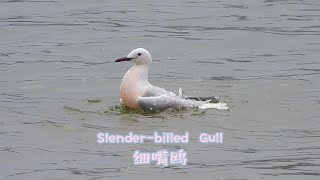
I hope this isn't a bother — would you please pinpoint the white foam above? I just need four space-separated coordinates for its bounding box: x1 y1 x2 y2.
199 102 229 110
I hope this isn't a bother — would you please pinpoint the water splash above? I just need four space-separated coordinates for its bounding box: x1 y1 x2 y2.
199 102 229 110
178 87 183 98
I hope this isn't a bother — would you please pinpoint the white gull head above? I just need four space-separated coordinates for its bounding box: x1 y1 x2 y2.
116 48 152 66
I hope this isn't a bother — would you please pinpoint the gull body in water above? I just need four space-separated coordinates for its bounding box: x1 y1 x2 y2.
115 48 228 112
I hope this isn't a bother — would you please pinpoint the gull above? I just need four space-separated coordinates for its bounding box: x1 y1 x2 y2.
115 48 228 111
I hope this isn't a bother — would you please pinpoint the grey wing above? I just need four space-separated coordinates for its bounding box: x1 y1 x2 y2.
143 85 177 97
137 95 202 112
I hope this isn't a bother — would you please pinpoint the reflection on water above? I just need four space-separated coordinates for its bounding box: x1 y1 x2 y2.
1 0 319 179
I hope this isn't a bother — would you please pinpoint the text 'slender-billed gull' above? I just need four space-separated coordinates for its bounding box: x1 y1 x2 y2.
115 48 228 111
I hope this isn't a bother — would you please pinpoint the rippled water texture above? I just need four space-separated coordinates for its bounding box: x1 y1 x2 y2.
1 0 319 179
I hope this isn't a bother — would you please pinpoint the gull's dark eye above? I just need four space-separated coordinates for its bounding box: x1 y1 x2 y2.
138 53 141 56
